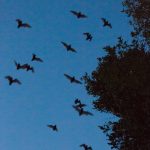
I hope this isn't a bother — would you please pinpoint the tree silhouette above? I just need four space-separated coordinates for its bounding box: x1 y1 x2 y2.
122 0 150 46
82 1 150 149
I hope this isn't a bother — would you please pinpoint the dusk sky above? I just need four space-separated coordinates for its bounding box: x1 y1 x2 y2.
0 0 132 150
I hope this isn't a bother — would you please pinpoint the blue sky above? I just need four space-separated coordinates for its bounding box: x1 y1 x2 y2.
0 0 132 150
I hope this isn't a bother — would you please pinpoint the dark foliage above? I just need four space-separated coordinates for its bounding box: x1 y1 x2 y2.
82 37 150 149
121 0 150 46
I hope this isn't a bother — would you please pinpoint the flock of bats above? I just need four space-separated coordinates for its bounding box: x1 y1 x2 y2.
6 10 112 150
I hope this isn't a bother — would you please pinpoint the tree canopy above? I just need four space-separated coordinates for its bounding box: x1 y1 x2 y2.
82 0 150 149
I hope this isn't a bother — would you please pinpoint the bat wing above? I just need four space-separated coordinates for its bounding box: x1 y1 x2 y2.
74 79 82 84
83 32 88 35
70 10 78 16
101 18 106 22
72 105 81 113
14 60 18 67
47 125 53 128
37 58 43 62
64 74 72 81
70 47 77 53
83 110 93 116
61 41 68 48
108 23 112 28
82 110 93 116
80 13 87 18
22 23 31 28
14 79 21 84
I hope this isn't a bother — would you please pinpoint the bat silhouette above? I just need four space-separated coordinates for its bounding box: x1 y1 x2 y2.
5 76 21 85
80 144 92 150
64 74 82 84
70 10 87 18
72 105 93 116
47 124 58 131
101 18 112 28
14 61 34 73
61 42 77 53
83 32 93 41
31 54 43 62
16 19 31 28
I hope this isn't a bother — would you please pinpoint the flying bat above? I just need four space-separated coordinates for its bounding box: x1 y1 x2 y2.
14 61 34 73
72 105 93 116
31 54 43 62
61 42 77 53
47 124 58 131
16 19 31 28
70 10 87 18
64 74 82 84
83 32 93 41
5 76 21 85
101 18 112 28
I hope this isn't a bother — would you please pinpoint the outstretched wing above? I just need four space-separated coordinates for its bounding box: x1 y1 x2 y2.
70 47 77 53
74 78 82 84
14 60 18 67
64 74 72 81
14 79 21 84
101 18 106 23
80 13 87 18
82 110 93 116
72 105 81 113
36 57 43 62
22 23 31 28
83 32 89 36
47 125 53 128
107 23 112 28
61 41 68 48
70 10 78 16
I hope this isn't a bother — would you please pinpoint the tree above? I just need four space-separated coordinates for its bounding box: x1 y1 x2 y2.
122 0 150 46
82 0 150 149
